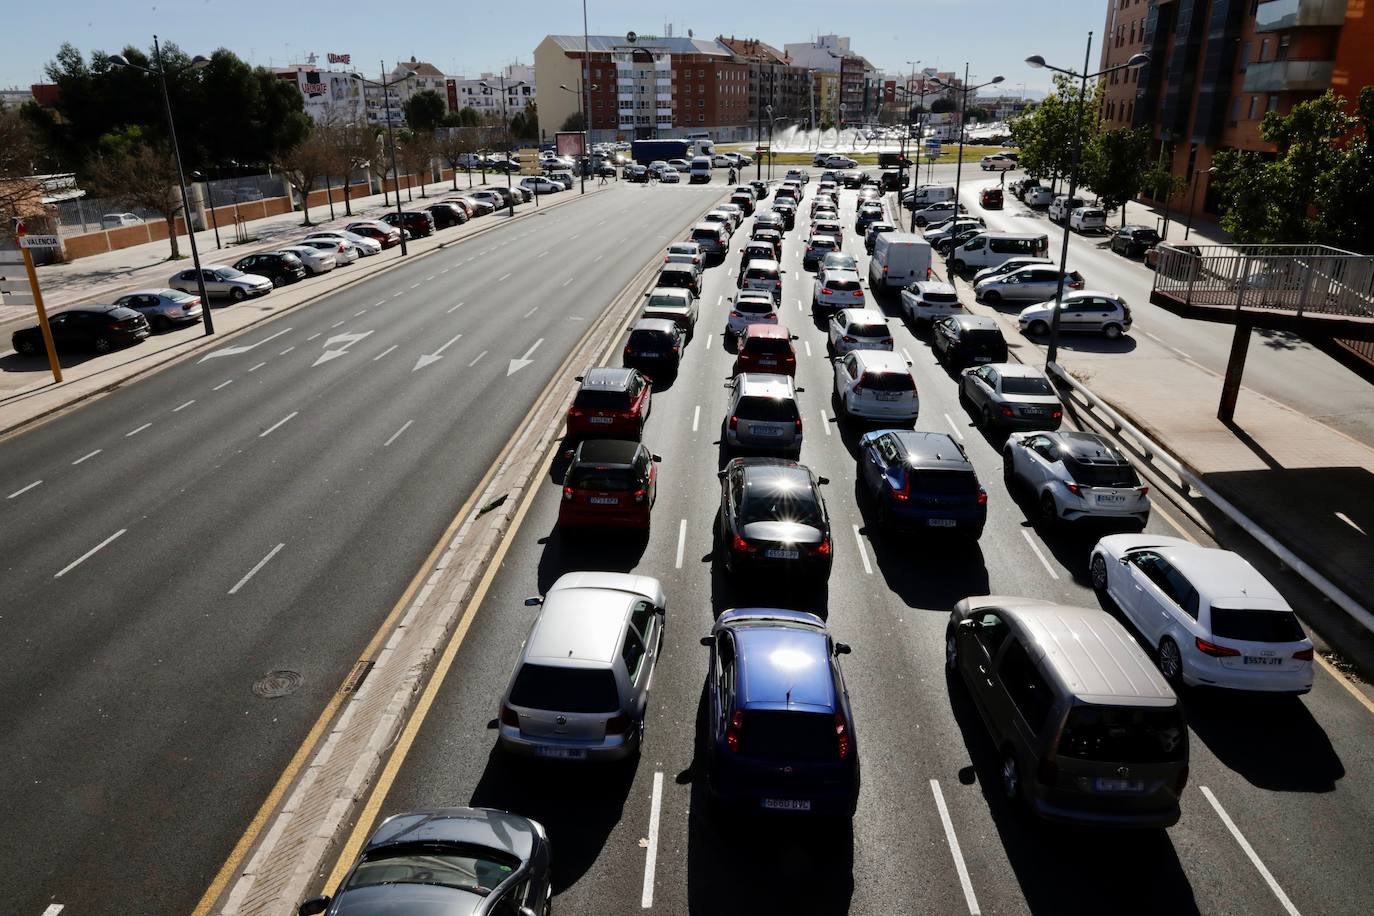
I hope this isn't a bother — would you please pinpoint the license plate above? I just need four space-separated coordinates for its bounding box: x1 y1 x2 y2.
1094 493 1127 504
588 416 614 425
1093 777 1145 792
639 352 661 358
759 359 777 366
1021 407 1046 415
1243 656 1283 666
927 518 957 528
875 392 901 402
751 426 781 437
762 798 811 811
535 746 587 759
765 548 800 560
589 497 620 506
974 356 993 363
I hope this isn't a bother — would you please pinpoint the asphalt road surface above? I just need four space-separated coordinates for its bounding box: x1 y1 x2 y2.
0 177 726 915
347 176 1374 916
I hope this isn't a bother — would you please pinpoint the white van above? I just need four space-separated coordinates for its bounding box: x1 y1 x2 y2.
947 233 1050 273
868 232 933 290
689 156 713 184
903 185 955 208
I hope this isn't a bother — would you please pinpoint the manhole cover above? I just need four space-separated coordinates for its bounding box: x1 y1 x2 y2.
253 670 303 698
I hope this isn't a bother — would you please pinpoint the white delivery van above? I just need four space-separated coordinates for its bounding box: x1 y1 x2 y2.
689 156 713 183
947 233 1050 273
905 185 956 207
869 232 933 290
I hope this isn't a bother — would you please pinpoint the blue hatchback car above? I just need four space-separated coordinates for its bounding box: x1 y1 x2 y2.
700 608 860 817
857 430 987 539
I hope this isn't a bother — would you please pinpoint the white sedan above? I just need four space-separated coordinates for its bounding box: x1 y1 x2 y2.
520 176 563 194
1002 430 1150 527
276 245 336 275
1090 534 1314 693
168 265 272 301
304 229 382 256
297 237 360 264
827 308 893 355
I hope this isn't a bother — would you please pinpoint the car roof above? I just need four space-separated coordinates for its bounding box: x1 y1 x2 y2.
1069 289 1122 301
889 430 969 468
366 807 538 861
659 262 696 273
647 285 691 299
630 318 679 333
579 366 635 391
743 323 790 340
122 288 184 298
667 241 700 251
823 268 861 281
573 438 641 467
1042 431 1129 463
733 621 835 713
1124 538 1287 607
914 280 956 295
851 349 909 373
948 315 1000 331
994 361 1045 378
527 574 659 665
736 373 796 397
842 308 887 324
692 222 724 232
743 258 781 271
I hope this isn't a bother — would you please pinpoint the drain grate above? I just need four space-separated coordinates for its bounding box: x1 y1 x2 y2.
253 670 304 699
343 659 375 693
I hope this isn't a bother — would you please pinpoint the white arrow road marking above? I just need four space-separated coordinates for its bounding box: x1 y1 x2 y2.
413 333 464 371
506 338 544 376
313 330 375 367
197 327 292 362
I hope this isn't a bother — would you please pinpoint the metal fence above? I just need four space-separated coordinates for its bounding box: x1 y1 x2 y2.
51 173 292 237
1153 243 1374 321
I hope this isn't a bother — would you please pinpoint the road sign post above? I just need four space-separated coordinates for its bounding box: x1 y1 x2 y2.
15 232 62 383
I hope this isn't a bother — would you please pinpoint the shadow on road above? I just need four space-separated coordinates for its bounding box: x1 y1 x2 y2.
1185 691 1345 793
535 525 650 593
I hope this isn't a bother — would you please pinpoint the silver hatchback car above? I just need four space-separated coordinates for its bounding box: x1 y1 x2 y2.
724 373 805 456
498 572 666 762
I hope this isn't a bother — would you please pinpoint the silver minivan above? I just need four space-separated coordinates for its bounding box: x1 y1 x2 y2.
947 596 1188 827
499 572 667 762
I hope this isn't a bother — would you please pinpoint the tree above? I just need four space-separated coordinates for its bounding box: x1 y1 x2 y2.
1008 73 1101 190
560 111 586 132
519 101 539 140
1318 87 1374 251
403 89 448 133
457 106 481 127
0 103 46 234
1140 155 1187 237
965 106 991 124
1084 127 1152 225
319 119 375 216
87 143 186 257
277 130 332 225
930 97 955 114
398 130 437 199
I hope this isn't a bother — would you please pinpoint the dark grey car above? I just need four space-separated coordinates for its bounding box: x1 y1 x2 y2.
960 362 1063 431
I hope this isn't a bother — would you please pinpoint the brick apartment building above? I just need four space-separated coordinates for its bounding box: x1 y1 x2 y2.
717 37 811 129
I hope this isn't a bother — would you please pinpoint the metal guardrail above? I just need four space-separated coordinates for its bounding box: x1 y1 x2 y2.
1153 243 1374 321
1047 360 1374 634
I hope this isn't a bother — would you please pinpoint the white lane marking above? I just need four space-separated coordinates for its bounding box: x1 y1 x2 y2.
415 333 464 371
1200 786 1301 916
391 292 404 299
852 524 873 574
228 542 285 595
497 272 512 282
425 275 435 282
248 361 267 373
523 306 539 318
596 220 606 226
944 413 965 441
728 267 735 277
570 233 581 240
537 249 549 259
7 480 41 499
1145 331 1166 345
384 419 414 447
931 779 982 915
1172 346 1193 359
641 771 664 909
126 422 152 437
902 347 914 365
692 405 701 432
375 300 387 308
1335 511 1366 535
373 344 398 361
409 282 420 290
447 301 465 314
279 346 295 356
506 337 543 376
355 309 368 317
468 350 488 367
441 268 451 275
562 276 573 287
197 326 292 362
72 449 102 466
213 379 233 391
54 528 127 578
594 254 603 263
331 320 346 329
307 332 322 341
804 340 813 357
675 520 688 569
259 411 298 438
41 906 64 916
1021 528 1060 580
706 334 714 350
173 399 196 412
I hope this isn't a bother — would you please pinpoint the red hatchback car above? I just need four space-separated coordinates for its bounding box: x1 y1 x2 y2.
345 220 402 249
566 367 652 441
733 323 797 376
558 439 659 530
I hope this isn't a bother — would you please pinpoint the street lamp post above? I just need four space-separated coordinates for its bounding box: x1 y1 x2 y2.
558 82 594 194
352 65 415 254
110 40 214 335
1027 40 1150 364
897 79 938 231
932 66 1004 246
481 75 528 217
1184 167 1217 240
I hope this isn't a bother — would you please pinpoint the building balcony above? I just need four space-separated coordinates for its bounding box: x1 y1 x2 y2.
1255 0 1348 33
1242 59 1334 93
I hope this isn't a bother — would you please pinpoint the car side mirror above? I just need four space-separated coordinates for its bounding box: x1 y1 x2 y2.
523 596 543 607
834 642 852 656
795 386 805 393
299 897 330 916
817 476 830 485
958 618 977 631
652 454 662 462
700 636 714 647
723 381 733 388
574 375 584 382
790 335 799 340
716 469 727 479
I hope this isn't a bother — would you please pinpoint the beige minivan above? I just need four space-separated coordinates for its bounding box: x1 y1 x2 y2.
947 596 1188 827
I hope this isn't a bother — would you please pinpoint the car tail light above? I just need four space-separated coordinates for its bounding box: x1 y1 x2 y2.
500 705 520 727
881 338 893 346
731 533 756 554
853 373 865 394
1000 405 1015 417
1051 409 1063 420
794 418 803 435
842 335 857 344
1069 278 1084 289
1036 757 1058 785
109 323 123 331
1065 482 1081 497
1293 648 1314 661
605 713 632 735
882 265 889 275
1196 637 1241 657
1137 486 1150 497
835 712 850 760
728 415 738 430
726 710 745 752
822 288 833 295
730 310 742 319
977 489 988 506
568 406 585 418
562 485 574 502
632 488 648 504
853 290 864 297
624 345 633 357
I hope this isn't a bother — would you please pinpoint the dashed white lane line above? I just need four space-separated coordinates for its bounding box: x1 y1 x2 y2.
594 254 603 263
804 340 813 357
852 524 873 574
717 295 723 306
213 379 234 391
425 275 435 282
468 350 488 367
307 332 322 340
54 528 127 578
931 779 982 915
570 233 581 240
7 480 41 499
902 347 914 365
227 542 285 595
523 306 539 318
72 449 102 466
1172 346 1193 359
383 419 414 447
706 334 714 350
249 361 267 373
173 399 196 412
392 292 404 299
818 408 834 435
497 272 512 282
1145 331 1166 345
675 520 688 569
1335 511 1366 535
258 411 298 438
41 905 64 916
331 320 346 329
1200 786 1301 916
562 276 573 287
537 249 549 259
1021 528 1060 580
354 309 368 317
641 771 664 909
373 344 398 361
409 282 420 290
374 300 387 307
447 301 465 314
279 346 295 356
126 422 152 437
944 413 965 441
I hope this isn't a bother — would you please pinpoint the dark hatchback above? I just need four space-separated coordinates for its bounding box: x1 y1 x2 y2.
425 202 469 229
11 305 149 356
857 430 987 538
298 807 551 916
656 262 702 298
717 458 832 583
933 315 1008 369
566 366 652 441
382 210 435 238
622 318 684 379
1110 225 1161 259
232 251 306 288
558 438 658 531
701 608 859 817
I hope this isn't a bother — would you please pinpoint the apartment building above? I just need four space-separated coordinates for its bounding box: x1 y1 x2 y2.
275 58 365 125
717 37 811 126
448 65 536 120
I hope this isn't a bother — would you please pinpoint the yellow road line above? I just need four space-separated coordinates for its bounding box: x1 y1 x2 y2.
1316 654 1374 717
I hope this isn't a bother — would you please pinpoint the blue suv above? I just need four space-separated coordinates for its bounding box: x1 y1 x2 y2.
856 430 987 539
700 609 859 817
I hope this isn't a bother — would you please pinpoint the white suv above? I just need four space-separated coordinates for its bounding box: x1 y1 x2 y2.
1002 430 1150 527
813 268 865 315
899 280 963 327
832 349 919 424
1047 195 1086 224
1069 206 1107 233
827 308 893 355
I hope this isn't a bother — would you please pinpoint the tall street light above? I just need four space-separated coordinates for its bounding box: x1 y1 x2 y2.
481 75 528 217
932 67 1003 247
351 65 415 255
1185 166 1217 240
897 79 938 231
559 81 598 194
109 40 214 335
1027 39 1150 364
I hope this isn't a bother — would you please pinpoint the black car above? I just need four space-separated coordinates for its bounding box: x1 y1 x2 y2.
880 170 909 191
773 200 797 230
932 315 1009 370
11 305 149 356
625 164 649 183
298 807 552 916
381 211 435 238
657 262 703 298
716 457 833 583
424 202 469 229
1110 225 1161 259
749 179 768 199
842 170 866 188
623 318 684 379
233 252 307 288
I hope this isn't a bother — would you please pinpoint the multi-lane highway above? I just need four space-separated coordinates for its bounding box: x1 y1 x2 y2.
321 171 1374 915
0 180 724 915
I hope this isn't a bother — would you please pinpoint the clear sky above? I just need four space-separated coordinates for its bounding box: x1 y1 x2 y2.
1 0 1109 96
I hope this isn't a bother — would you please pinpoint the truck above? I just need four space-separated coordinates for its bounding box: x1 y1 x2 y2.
631 138 714 165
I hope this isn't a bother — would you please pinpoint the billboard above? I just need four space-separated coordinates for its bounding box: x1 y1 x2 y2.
556 131 586 157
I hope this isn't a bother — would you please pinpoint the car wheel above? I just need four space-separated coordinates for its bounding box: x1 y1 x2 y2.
945 626 959 671
1027 319 1049 336
982 290 1001 305
1002 450 1017 489
93 335 113 354
230 287 246 302
17 337 40 356
981 403 996 429
1158 637 1184 686
271 275 285 288
1103 323 1123 340
949 259 965 274
1090 553 1109 592
1039 491 1060 526
1001 751 1021 802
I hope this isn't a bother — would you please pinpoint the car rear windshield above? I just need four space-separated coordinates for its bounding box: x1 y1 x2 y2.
745 267 779 281
850 323 888 338
737 300 774 315
827 277 861 291
1065 459 1139 488
738 710 837 761
629 330 674 347
741 487 823 527
923 291 959 304
1058 705 1186 763
510 664 619 713
568 466 634 490
911 470 978 493
1132 230 1160 242
646 293 687 310
1000 377 1053 395
862 371 915 391
745 337 791 355
962 330 1005 348
1209 608 1306 643
809 239 837 250
573 389 631 410
691 229 720 242
737 396 799 422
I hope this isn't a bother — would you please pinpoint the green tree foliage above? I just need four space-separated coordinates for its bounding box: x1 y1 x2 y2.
1083 127 1152 225
87 144 186 257
1008 74 1102 189
560 111 586 132
1318 87 1374 251
402 89 448 132
457 106 481 127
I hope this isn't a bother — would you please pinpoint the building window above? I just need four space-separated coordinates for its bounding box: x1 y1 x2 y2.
1230 95 1241 125
1259 38 1269 61
1248 95 1259 119
1240 42 1250 72
698 99 705 108
1277 35 1290 60
1267 94 1278 113
699 114 706 122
